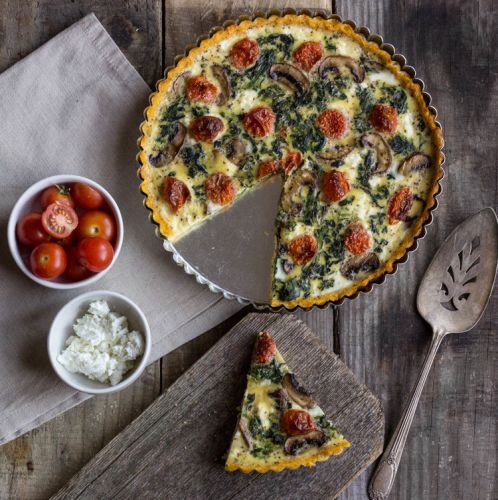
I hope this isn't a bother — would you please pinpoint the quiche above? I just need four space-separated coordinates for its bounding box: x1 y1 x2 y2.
139 14 444 308
225 332 350 472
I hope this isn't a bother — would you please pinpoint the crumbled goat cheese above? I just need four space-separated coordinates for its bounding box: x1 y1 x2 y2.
57 300 145 385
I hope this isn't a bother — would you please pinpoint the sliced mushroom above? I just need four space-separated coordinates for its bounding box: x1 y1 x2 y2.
224 137 247 165
318 55 365 83
212 65 232 106
148 122 187 167
398 152 432 176
360 132 392 175
282 373 316 409
281 170 317 214
269 63 310 99
269 388 289 412
282 260 294 274
340 252 380 280
171 71 191 96
238 417 253 450
284 431 327 456
317 145 354 162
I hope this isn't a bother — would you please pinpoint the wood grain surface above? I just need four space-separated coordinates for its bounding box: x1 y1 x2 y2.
52 313 384 500
0 0 496 498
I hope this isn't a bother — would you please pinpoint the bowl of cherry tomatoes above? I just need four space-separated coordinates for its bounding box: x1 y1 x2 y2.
8 175 123 289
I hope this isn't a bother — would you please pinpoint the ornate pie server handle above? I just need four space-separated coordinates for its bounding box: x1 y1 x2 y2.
368 328 447 500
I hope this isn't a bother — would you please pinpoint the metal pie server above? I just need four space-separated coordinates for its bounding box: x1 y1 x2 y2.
368 208 498 500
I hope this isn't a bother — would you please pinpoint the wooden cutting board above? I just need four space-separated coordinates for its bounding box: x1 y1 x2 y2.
52 313 384 499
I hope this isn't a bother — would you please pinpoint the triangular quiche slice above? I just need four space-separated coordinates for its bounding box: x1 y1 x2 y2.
225 332 350 473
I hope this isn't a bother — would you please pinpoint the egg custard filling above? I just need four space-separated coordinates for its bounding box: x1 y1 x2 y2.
139 15 443 308
225 332 349 472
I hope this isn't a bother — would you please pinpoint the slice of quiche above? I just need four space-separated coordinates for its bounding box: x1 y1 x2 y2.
225 332 350 472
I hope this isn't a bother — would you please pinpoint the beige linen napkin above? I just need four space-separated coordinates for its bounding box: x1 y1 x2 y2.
0 13 242 445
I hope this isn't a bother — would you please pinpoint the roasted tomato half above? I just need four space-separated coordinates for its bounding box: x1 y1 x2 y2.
204 173 236 206
317 109 348 139
185 75 218 103
370 104 398 134
293 41 323 72
287 234 317 265
281 410 317 436
189 115 224 143
243 106 275 138
257 159 280 180
344 223 371 255
282 150 303 174
388 187 413 224
255 332 277 364
163 176 191 213
322 170 350 202
229 37 260 70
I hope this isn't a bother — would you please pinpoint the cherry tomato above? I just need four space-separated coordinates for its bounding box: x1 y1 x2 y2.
41 202 78 239
75 237 114 273
288 234 318 265
30 243 67 280
163 177 191 213
281 410 317 436
256 159 280 179
322 170 350 202
243 107 275 138
64 247 91 282
72 182 105 210
189 116 224 143
370 104 398 134
344 223 371 255
282 150 303 174
388 187 413 224
204 173 236 205
293 41 323 72
229 38 260 70
255 332 277 364
16 213 49 247
76 210 116 242
317 109 348 139
185 76 218 103
40 185 74 209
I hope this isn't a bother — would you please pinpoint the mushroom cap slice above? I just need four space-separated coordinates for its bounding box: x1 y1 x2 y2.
340 252 380 280
398 152 432 176
281 170 317 214
224 137 247 165
148 122 187 167
282 373 316 409
171 70 191 96
269 388 289 412
284 431 327 456
317 145 354 162
360 132 392 175
238 417 253 450
318 55 365 83
269 63 310 99
212 65 232 106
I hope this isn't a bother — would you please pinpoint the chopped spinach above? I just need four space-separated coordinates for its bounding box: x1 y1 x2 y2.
245 49 275 88
249 358 284 383
356 86 375 114
257 33 294 58
180 144 207 178
248 415 263 438
389 134 416 155
381 85 408 114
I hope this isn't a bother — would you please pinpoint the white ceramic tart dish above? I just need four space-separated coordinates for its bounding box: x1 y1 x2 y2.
138 11 444 310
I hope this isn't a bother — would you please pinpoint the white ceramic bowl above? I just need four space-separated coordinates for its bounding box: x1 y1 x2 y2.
47 290 151 394
7 174 124 289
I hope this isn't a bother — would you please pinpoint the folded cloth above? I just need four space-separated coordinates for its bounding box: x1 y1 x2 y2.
0 13 242 446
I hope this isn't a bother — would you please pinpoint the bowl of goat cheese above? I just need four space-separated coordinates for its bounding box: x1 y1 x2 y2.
48 290 151 394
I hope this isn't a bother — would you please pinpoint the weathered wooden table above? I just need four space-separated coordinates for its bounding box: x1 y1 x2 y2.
0 1 496 499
